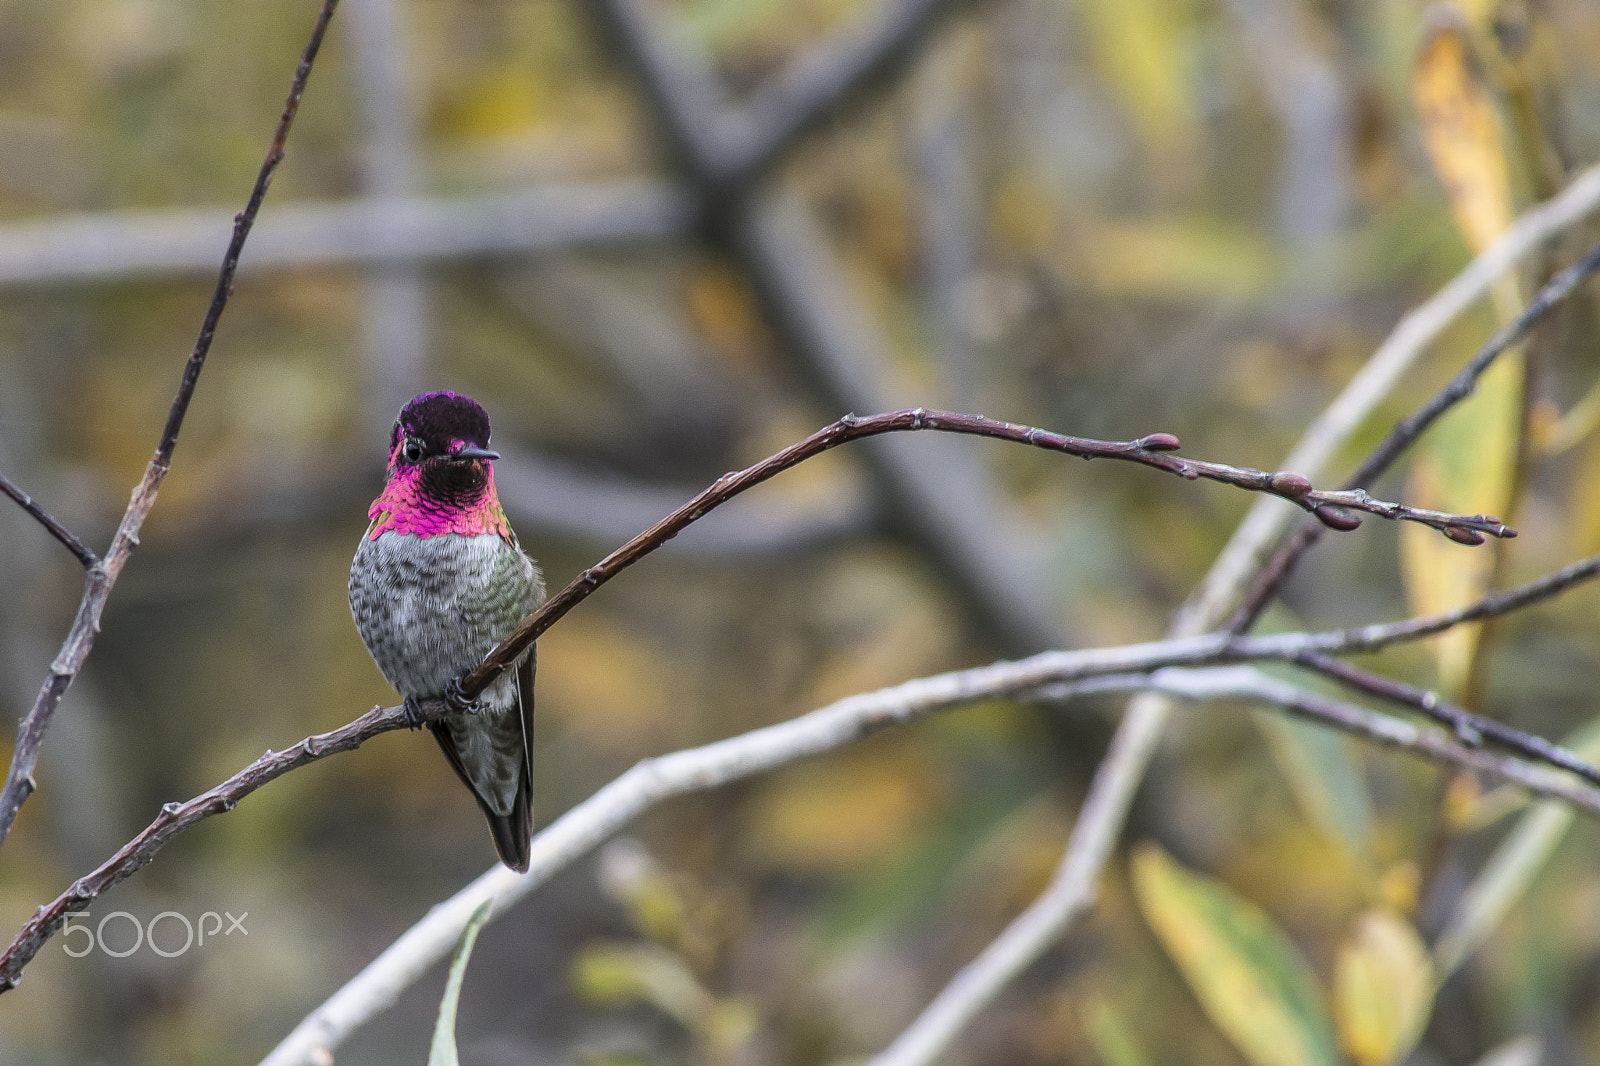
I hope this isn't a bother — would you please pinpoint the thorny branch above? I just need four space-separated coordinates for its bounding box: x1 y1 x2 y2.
0 0 342 851
459 407 1510 699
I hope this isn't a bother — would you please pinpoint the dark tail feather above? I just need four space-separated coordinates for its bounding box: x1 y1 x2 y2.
487 782 533 873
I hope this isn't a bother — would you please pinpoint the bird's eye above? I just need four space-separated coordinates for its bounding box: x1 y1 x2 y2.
402 439 425 463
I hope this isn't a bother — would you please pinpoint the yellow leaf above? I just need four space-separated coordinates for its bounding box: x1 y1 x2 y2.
1414 13 1512 252
1130 844 1339 1066
1334 910 1435 1066
1403 8 1524 697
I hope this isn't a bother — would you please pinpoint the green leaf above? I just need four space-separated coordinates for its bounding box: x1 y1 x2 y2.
1130 843 1339 1066
571 940 713 1028
1084 994 1154 1066
1434 716 1600 979
428 900 494 1066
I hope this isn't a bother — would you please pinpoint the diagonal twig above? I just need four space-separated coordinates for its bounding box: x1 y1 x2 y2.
251 664 1600 1066
457 408 1507 700
867 161 1600 1066
1229 234 1600 631
1290 651 1600 788
0 0 342 853
0 472 97 569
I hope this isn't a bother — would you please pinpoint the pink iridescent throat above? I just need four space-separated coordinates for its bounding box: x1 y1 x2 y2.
366 458 511 540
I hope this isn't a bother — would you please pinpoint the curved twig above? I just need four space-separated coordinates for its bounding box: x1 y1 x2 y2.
458 408 1507 700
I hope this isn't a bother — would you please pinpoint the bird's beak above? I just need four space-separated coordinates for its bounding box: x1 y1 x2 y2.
452 446 500 462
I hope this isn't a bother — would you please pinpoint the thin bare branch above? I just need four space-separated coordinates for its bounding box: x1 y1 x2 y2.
1230 233 1600 630
865 666 1600 1066
250 665 1600 1066
870 160 1600 1066
0 0 341 852
1291 651 1600 787
0 181 687 287
1231 550 1600 658
0 472 96 569
458 408 1505 700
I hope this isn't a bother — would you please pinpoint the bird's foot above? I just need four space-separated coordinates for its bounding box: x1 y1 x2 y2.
444 676 481 716
401 694 430 731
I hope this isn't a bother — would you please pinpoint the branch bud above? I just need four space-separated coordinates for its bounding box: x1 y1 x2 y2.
1269 472 1312 496
1137 433 1182 452
1441 525 1486 546
1313 505 1362 532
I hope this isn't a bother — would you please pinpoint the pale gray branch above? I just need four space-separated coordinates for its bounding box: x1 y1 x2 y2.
256 663 1600 1066
0 181 690 286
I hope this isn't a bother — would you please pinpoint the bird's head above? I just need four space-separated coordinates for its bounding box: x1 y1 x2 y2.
385 391 501 505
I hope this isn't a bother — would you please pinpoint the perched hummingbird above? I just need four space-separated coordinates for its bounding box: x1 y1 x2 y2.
349 391 545 872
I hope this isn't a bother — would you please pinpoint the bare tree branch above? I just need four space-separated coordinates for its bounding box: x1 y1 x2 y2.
1290 651 1600 787
0 181 688 287
458 408 1506 701
0 0 342 852
869 161 1600 1066
0 472 97 569
1230 232 1600 630
248 664 1600 1066
12 537 1600 992
1229 550 1600 658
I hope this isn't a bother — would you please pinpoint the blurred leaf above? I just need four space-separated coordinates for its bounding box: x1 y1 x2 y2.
1414 11 1513 251
1254 713 1373 861
1083 994 1153 1066
571 941 714 1028
1333 909 1434 1066
817 765 1037 944
1071 0 1198 168
1434 716 1600 979
599 839 690 947
1403 6 1525 698
428 901 493 1066
1075 217 1279 299
745 745 940 875
1130 843 1339 1066
1470 1035 1543 1066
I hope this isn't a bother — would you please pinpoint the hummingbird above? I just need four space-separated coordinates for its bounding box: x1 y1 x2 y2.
349 391 545 872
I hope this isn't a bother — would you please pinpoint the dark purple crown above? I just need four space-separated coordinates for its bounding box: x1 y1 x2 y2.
390 391 492 451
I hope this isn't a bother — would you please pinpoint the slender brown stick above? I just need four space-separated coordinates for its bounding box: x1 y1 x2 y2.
0 0 341 852
0 472 97 569
0 702 409 990
1228 235 1600 631
1230 550 1600 659
458 408 1508 699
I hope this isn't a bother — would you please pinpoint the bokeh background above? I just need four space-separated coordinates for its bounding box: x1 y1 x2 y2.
2 0 1600 1063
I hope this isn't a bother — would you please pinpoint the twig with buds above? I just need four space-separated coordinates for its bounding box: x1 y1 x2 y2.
1229 234 1600 631
459 407 1510 700
0 0 341 854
